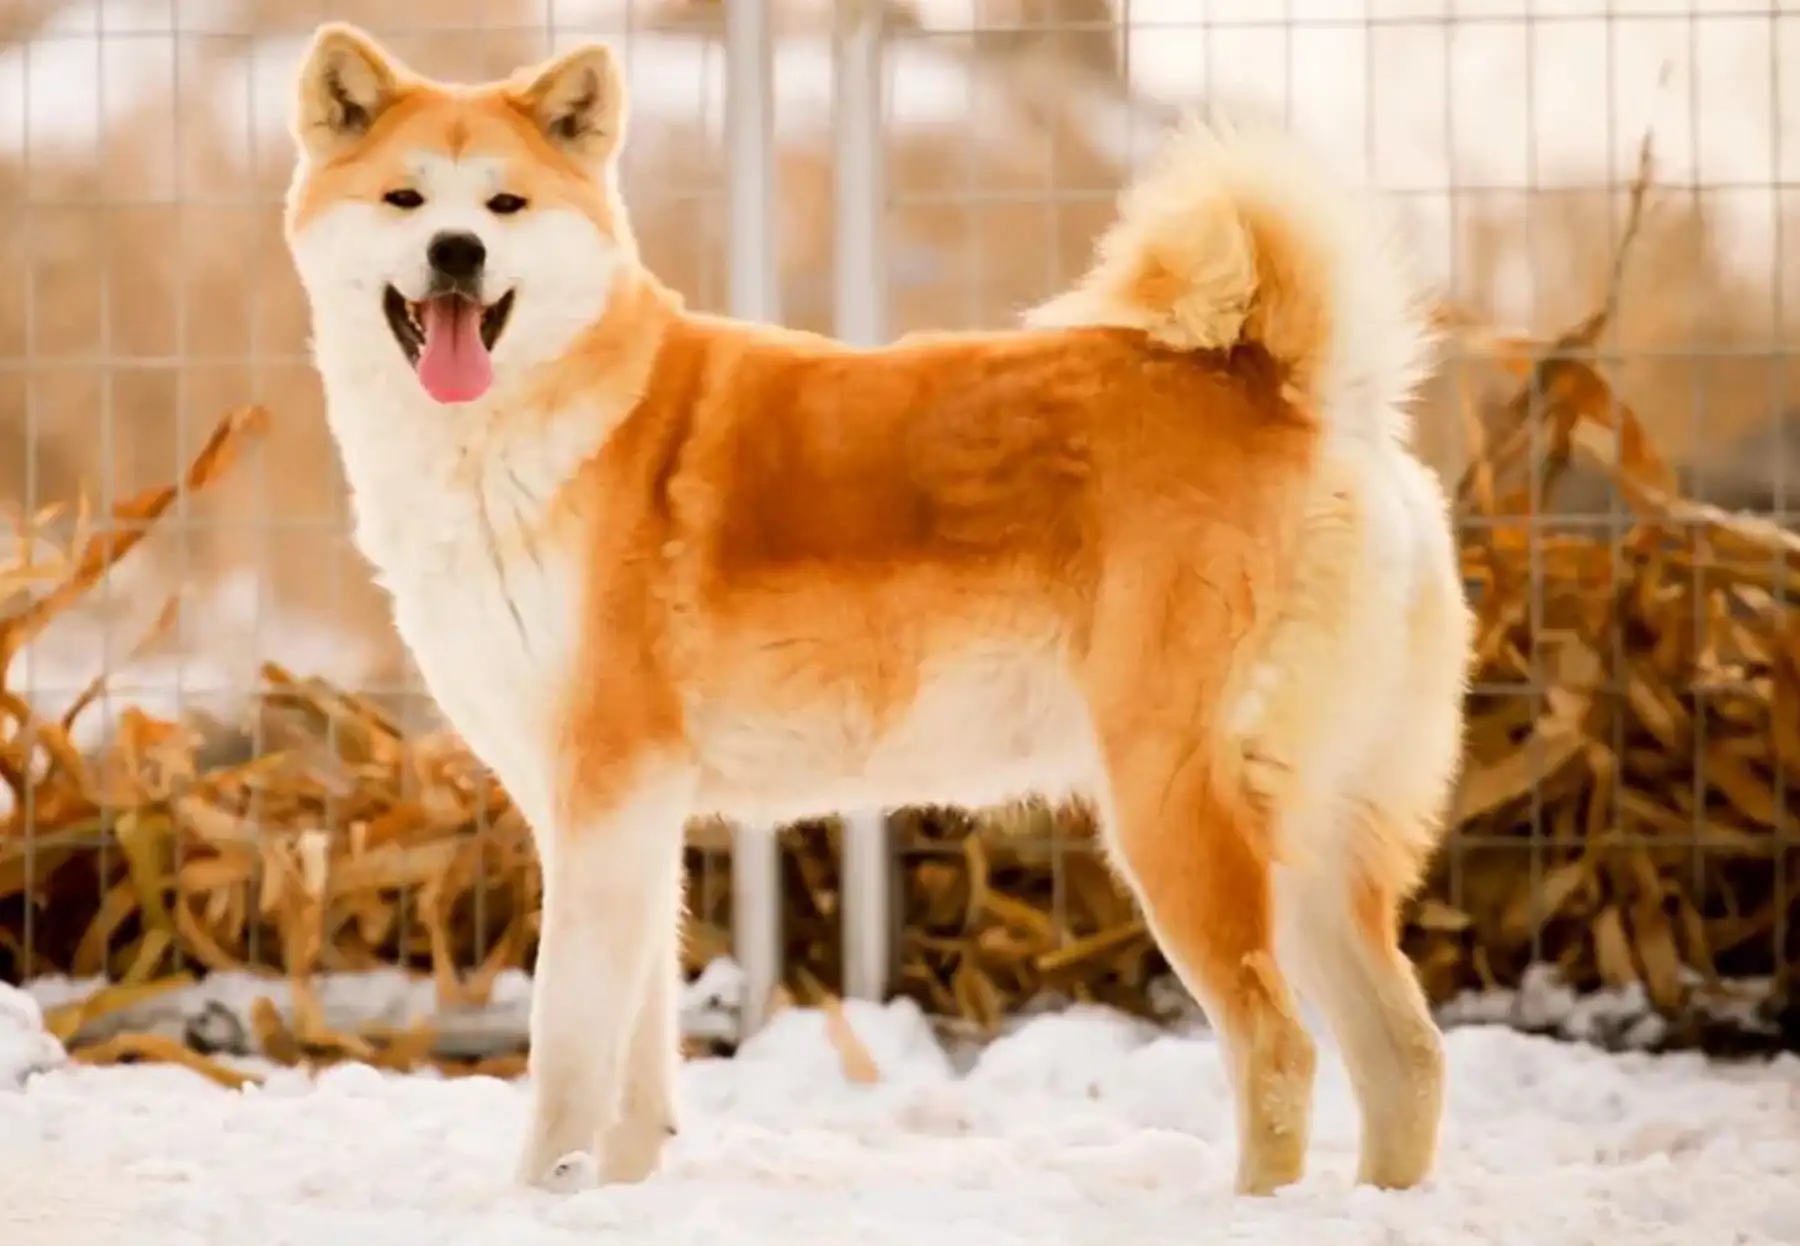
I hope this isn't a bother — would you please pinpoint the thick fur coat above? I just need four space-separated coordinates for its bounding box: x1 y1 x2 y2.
283 23 1474 1197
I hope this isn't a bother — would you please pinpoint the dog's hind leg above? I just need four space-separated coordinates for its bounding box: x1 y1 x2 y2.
1085 562 1320 1199
1096 715 1318 1195
1276 808 1446 1190
1254 449 1468 1191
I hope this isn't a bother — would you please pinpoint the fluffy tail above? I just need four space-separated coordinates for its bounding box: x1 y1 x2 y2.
1024 112 1435 444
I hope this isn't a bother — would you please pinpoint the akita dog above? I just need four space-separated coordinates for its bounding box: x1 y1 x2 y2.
283 22 1472 1196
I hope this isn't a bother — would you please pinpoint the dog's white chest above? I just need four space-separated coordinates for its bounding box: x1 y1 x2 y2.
363 483 582 827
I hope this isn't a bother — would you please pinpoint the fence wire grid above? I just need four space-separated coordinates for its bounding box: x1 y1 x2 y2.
2 0 1797 1052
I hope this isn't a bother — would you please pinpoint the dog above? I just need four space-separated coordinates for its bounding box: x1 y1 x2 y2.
283 22 1473 1197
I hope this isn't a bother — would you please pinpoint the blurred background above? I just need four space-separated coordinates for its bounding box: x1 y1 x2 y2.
1 1 1796 1060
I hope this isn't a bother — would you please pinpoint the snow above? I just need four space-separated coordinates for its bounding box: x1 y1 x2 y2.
4 975 1800 1245
0 985 65 1090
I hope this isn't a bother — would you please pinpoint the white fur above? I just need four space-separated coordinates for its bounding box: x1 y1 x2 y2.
287 121 673 1192
289 151 623 387
286 145 627 833
520 764 690 1185
687 646 1101 827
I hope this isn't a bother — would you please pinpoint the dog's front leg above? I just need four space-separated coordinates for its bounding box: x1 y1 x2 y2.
594 884 684 1184
517 765 693 1190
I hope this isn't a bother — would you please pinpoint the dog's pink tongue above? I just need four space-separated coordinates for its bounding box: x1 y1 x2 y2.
417 297 492 404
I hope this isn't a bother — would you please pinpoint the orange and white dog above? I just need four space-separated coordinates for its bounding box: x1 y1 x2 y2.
284 23 1472 1197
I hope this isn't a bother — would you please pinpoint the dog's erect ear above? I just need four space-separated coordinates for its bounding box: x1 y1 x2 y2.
294 23 406 160
519 44 626 168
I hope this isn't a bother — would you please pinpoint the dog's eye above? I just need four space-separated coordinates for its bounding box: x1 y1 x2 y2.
486 193 528 216
382 189 425 210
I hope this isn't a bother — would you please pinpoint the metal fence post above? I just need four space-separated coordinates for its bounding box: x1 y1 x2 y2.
723 0 783 1038
831 0 896 1006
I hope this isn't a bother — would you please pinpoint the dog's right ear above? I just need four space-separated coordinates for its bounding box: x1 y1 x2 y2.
293 24 406 160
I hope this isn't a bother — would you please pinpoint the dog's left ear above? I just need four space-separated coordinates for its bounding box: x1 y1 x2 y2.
520 44 626 168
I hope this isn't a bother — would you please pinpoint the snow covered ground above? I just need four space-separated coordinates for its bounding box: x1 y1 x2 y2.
4 977 1800 1245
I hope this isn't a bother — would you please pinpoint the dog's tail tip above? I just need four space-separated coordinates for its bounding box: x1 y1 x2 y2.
1025 112 1436 442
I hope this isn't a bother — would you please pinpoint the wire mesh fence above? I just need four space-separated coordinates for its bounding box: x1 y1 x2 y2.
1 1 1795 1064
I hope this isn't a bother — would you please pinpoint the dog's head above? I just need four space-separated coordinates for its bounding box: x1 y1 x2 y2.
283 24 635 408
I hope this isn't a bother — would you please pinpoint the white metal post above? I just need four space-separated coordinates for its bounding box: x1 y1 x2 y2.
724 0 784 1038
832 0 888 349
840 805 894 1002
831 0 895 1005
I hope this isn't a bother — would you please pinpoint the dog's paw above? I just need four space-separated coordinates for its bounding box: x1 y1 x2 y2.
540 1150 600 1194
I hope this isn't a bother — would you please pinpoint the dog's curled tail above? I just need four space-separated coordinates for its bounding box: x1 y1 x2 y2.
1024 113 1435 444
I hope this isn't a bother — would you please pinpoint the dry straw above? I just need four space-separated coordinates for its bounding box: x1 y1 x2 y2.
2 147 1795 1080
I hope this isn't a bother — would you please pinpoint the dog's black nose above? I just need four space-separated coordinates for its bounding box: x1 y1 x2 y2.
427 231 486 282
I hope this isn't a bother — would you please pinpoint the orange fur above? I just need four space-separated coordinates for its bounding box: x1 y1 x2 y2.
284 23 1472 1198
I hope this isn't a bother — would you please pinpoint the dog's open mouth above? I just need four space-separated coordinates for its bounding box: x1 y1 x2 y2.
382 286 515 405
